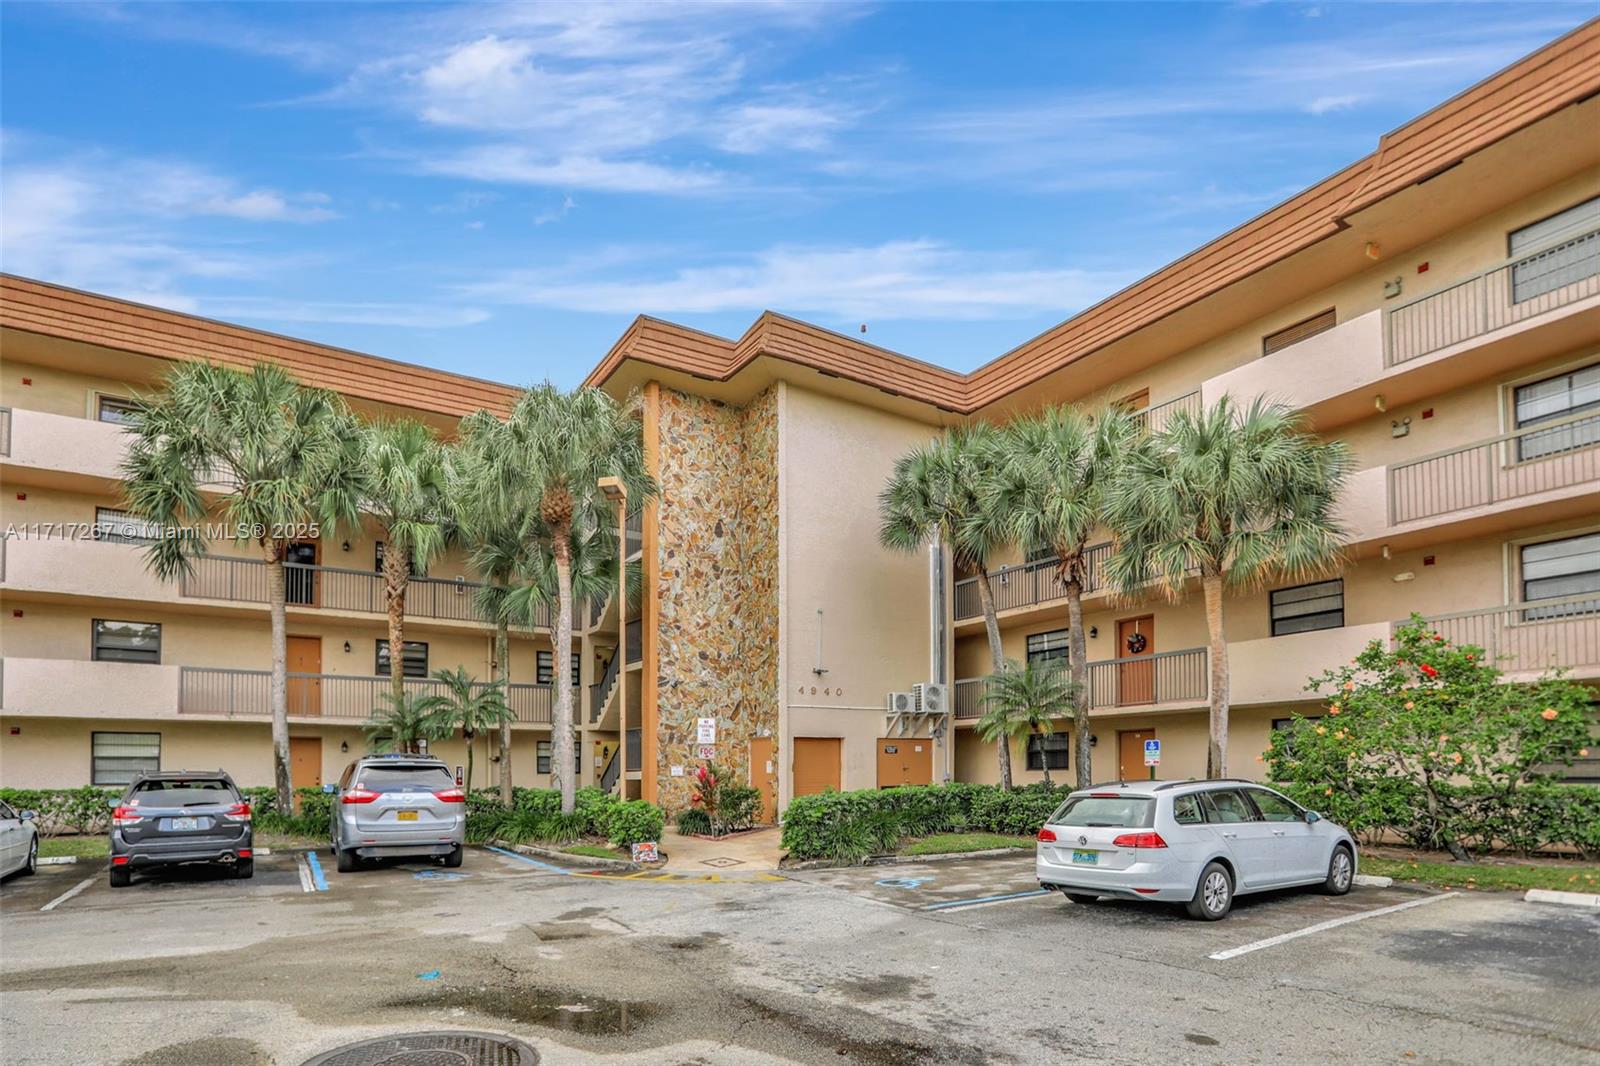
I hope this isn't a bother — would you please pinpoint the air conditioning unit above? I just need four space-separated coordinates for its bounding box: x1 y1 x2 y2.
913 682 949 716
886 691 916 715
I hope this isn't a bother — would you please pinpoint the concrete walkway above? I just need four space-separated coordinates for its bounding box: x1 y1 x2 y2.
660 825 783 871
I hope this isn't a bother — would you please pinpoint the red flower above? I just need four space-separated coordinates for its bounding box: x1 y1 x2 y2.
1418 663 1439 678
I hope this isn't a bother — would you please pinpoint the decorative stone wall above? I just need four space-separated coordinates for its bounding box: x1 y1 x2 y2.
652 386 780 813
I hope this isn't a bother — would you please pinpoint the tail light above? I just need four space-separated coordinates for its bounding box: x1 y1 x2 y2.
433 788 466 803
224 802 252 822
1037 828 1057 842
341 788 379 804
113 805 143 827
237 849 253 858
1112 832 1168 849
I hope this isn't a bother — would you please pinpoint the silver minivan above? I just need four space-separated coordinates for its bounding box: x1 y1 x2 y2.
330 755 466 871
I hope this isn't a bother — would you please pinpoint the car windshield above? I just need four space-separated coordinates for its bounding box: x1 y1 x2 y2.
128 779 234 807
356 764 453 792
1049 795 1155 828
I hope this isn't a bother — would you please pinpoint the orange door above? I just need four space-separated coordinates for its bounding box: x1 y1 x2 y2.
876 738 933 788
1118 729 1156 782
749 736 778 824
1117 616 1155 705
287 636 321 716
290 736 322 790
791 738 841 798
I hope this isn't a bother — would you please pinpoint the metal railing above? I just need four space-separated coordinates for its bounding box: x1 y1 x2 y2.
1085 647 1208 710
0 406 11 457
1136 391 1201 435
1387 225 1600 366
625 618 642 664
599 746 621 793
953 677 987 720
953 542 1111 621
178 668 552 724
626 508 643 558
589 647 621 723
1408 594 1600 675
626 728 641 770
1388 410 1600 525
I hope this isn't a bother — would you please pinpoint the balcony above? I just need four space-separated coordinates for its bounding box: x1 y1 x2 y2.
0 406 11 457
1409 595 1600 681
1135 391 1201 434
1227 623 1391 705
953 543 1110 622
0 407 129 485
178 668 552 725
2 657 181 719
956 647 1209 720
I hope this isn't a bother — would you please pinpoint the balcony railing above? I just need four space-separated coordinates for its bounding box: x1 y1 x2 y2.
1409 594 1600 676
954 677 986 720
625 617 642 664
1136 391 1201 435
953 542 1110 621
0 406 11 457
1388 410 1600 525
590 646 621 723
1086 647 1208 710
1387 225 1600 366
626 508 643 558
178 668 552 724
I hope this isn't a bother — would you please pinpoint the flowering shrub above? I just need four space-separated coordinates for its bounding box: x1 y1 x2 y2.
684 764 762 836
1267 616 1597 859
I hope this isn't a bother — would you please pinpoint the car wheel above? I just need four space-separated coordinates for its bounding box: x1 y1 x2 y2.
335 847 357 873
21 837 37 877
235 858 254 880
1186 861 1233 921
443 845 464 869
1323 845 1354 896
109 865 131 889
1063 892 1098 905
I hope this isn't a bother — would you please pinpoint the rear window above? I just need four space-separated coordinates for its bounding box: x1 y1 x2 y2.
127 778 235 806
1049 794 1155 828
356 764 453 792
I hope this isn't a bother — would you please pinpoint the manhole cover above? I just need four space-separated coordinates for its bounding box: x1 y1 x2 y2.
302 1031 538 1066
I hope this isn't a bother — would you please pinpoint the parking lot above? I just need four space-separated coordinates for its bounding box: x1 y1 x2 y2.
2 848 1596 1064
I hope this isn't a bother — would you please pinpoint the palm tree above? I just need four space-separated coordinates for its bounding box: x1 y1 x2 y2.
122 362 364 812
496 385 654 814
976 659 1079 786
1103 396 1351 778
880 423 1018 788
422 667 511 792
997 404 1140 788
364 689 450 755
360 420 449 705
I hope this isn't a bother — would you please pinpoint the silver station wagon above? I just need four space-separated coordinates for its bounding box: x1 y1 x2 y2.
330 755 466 871
1036 780 1358 920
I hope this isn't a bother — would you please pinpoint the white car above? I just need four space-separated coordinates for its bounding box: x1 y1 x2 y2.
0 800 40 881
1036 780 1357 920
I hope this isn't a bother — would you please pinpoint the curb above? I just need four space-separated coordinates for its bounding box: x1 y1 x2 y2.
39 856 78 866
1353 874 1393 888
784 847 1031 871
1524 888 1600 908
491 840 641 872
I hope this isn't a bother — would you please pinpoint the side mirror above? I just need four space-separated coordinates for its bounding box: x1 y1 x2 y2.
18 810 38 823
1304 810 1322 824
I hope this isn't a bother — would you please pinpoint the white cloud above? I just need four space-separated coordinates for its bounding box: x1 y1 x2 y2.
202 296 490 329
417 146 724 195
463 240 1138 321
534 195 577 226
1305 94 1364 115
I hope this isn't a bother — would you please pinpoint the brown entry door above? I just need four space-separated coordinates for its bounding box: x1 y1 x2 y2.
287 636 322 716
792 738 842 798
749 736 778 824
1118 729 1156 782
1117 616 1155 705
290 737 322 790
876 738 933 788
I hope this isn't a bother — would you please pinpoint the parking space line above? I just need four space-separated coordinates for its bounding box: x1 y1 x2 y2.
295 855 315 893
1208 892 1460 961
304 850 329 891
486 846 573 875
922 888 1053 912
40 877 94 912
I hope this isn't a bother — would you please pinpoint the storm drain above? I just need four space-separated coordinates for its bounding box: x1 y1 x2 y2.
302 1031 538 1066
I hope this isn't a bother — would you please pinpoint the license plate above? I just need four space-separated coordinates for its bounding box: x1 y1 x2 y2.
1071 850 1098 865
396 811 419 822
171 817 200 832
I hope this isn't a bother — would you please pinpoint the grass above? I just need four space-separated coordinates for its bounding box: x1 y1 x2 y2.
38 837 109 859
1361 855 1600 893
899 833 1034 856
560 843 624 861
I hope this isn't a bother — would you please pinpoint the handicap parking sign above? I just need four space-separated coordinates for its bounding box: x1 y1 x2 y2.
1143 739 1161 766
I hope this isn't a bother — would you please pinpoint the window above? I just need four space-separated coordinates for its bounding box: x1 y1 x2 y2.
1026 629 1069 667
375 640 429 678
1271 716 1323 758
536 651 582 686
1509 195 1600 303
1513 363 1600 461
354 763 453 792
1269 579 1344 636
1520 533 1600 617
1047 794 1154 828
1172 794 1204 826
1025 544 1056 565
92 731 160 786
535 741 582 776
1199 789 1258 824
1262 309 1335 357
1026 733 1069 771
93 507 163 544
1247 789 1303 823
96 395 139 424
92 619 161 664
374 542 427 578
1115 388 1150 413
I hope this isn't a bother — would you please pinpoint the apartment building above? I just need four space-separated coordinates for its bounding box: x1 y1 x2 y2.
0 281 641 795
2 25 1597 814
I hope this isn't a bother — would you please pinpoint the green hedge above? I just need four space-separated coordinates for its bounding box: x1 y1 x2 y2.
0 786 118 837
466 785 664 848
780 782 1070 865
240 787 335 838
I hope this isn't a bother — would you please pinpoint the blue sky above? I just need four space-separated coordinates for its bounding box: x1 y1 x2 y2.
1 2 1590 388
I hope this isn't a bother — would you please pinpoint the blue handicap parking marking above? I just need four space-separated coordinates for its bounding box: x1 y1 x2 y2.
413 870 470 882
874 876 932 890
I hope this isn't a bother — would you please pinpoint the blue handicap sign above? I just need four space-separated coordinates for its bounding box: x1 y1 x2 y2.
875 877 931 890
413 870 469 882
1144 739 1161 763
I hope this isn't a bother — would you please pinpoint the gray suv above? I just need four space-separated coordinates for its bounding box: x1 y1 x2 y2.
330 755 466 871
109 771 253 887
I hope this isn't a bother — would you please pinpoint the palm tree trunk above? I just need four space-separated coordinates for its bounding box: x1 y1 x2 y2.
973 567 1013 790
1037 726 1051 786
553 531 577 814
1065 579 1092 789
384 549 410 706
494 620 512 808
266 550 293 814
1201 570 1230 779
464 728 475 794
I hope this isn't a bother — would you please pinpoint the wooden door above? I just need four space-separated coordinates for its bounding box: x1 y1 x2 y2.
1118 728 1156 782
876 738 934 788
290 736 322 791
1117 616 1155 705
748 736 778 824
792 737 841 798
286 636 321 716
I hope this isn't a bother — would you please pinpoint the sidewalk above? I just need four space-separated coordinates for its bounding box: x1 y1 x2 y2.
660 826 783 872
